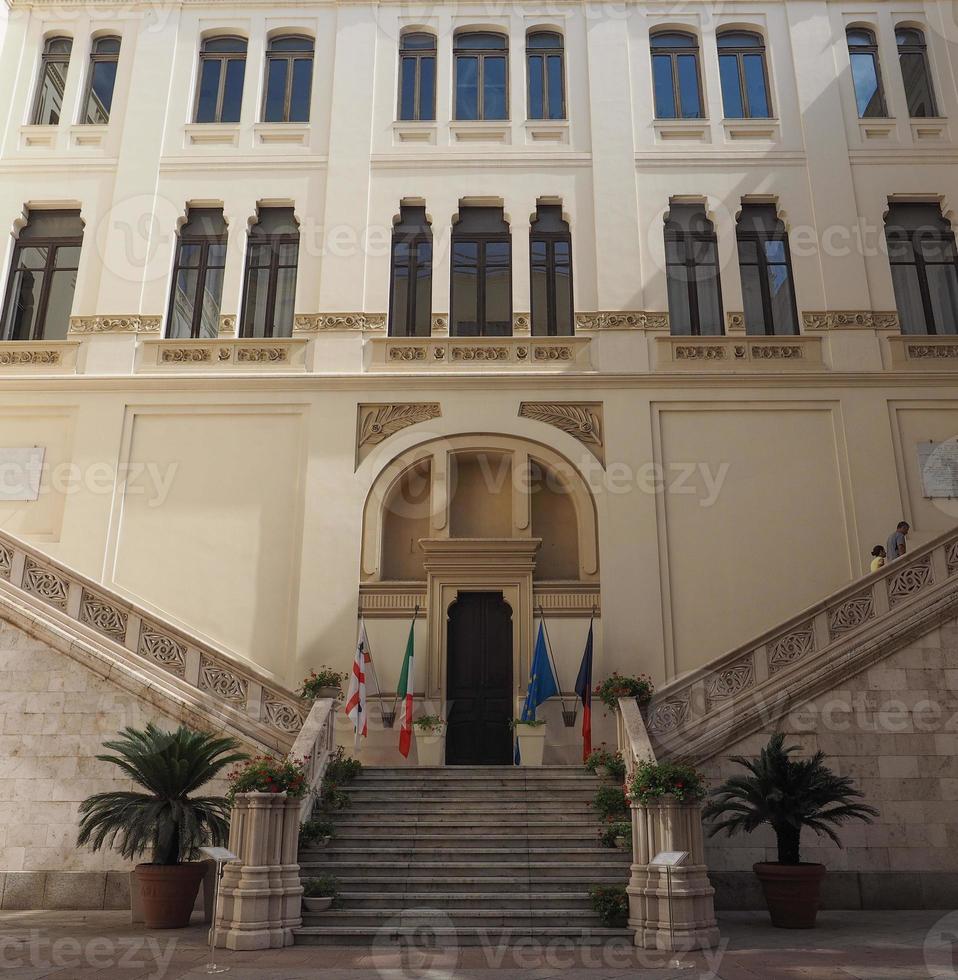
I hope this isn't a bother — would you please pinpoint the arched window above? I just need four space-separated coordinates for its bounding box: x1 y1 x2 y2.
896 27 936 118
32 37 73 125
82 36 120 124
650 32 702 119
665 204 723 336
389 205 433 337
2 210 83 342
398 33 436 121
241 208 299 338
530 204 573 336
166 207 227 339
885 203 958 335
717 32 770 119
454 32 508 120
263 35 314 123
451 206 511 336
195 37 247 123
526 32 564 120
736 204 798 335
846 29 886 118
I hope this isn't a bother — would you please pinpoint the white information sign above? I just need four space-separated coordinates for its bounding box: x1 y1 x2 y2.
199 846 237 862
651 850 689 867
918 440 958 498
0 448 45 501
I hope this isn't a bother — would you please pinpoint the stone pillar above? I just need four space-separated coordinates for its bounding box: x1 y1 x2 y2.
628 798 719 951
214 793 303 950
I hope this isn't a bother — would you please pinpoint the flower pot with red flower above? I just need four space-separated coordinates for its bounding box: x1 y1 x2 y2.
298 667 347 701
594 673 655 713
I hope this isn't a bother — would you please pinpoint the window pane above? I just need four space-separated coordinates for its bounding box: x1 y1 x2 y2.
666 265 692 334
766 263 796 334
34 63 70 125
85 60 117 123
553 244 573 335
484 56 507 119
900 52 934 117
652 54 676 118
243 267 270 337
741 265 766 333
199 265 224 338
530 240 548 333
177 243 201 268
456 57 478 119
890 265 928 333
196 60 221 122
207 242 227 268
290 58 312 121
264 59 288 121
452 241 479 335
694 265 723 335
278 242 299 265
743 54 769 117
719 54 744 117
400 57 417 120
764 240 786 264
677 54 701 118
850 52 882 117
4 269 45 340
246 242 272 267
419 57 435 120
170 269 198 337
17 246 49 270
457 33 506 50
484 240 511 333
221 58 245 122
528 54 544 118
926 264 958 334
546 55 563 119
391 242 410 335
413 241 432 335
273 266 296 336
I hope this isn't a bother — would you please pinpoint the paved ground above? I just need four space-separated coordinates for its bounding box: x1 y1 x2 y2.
0 909 955 979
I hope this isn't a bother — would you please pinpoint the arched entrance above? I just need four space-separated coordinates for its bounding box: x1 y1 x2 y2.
445 591 513 765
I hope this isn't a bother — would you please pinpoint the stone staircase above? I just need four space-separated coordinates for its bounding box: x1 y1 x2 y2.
295 766 633 947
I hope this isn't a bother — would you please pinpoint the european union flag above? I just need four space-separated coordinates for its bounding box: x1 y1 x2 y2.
515 623 559 763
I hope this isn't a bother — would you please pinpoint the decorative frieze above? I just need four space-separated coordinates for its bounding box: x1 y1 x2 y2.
357 584 600 618
22 558 70 610
293 313 387 333
452 346 510 361
886 335 958 368
357 403 441 463
887 555 934 606
199 659 249 705
0 544 12 580
574 311 670 331
645 696 691 735
675 344 728 361
79 590 128 639
705 656 754 709
658 335 822 369
767 623 815 674
161 347 210 363
371 336 590 370
69 315 162 335
802 311 899 331
827 588 875 638
0 348 61 366
262 698 306 734
518 402 603 462
906 343 958 359
138 627 187 676
140 339 307 370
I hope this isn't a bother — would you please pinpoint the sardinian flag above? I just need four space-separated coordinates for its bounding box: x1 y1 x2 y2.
345 619 371 749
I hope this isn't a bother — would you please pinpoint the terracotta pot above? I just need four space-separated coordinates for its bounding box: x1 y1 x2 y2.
753 862 826 928
135 863 207 929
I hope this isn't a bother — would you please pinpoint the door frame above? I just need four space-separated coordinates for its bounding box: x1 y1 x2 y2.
420 537 540 707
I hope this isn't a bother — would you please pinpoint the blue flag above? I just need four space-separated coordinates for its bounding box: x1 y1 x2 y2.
516 623 559 762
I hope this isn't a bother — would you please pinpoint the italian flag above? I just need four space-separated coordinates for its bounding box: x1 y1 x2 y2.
397 619 415 757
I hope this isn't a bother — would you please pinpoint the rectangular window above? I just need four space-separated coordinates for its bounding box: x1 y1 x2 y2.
530 204 574 336
450 206 512 337
736 204 798 335
167 208 227 339
389 205 433 337
241 208 299 338
665 204 724 336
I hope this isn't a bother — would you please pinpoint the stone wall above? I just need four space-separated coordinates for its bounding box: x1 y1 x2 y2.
0 618 242 910
701 614 958 910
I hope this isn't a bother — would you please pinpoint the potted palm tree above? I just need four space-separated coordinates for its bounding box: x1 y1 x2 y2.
703 733 877 929
77 723 247 929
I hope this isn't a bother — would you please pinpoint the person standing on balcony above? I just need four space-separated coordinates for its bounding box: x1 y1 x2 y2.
886 521 910 561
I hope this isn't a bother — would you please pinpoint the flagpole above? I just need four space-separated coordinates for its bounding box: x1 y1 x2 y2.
391 604 419 722
360 616 391 728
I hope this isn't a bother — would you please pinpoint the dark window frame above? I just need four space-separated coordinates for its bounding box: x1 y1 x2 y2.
717 31 772 119
454 31 509 121
650 31 704 120
389 207 433 337
166 214 227 339
262 34 314 123
32 36 73 125
398 32 437 121
895 26 938 118
82 35 121 125
526 31 565 120
736 207 799 336
194 35 248 124
450 209 513 337
664 207 724 336
846 27 888 118
529 206 573 336
886 205 958 335
240 214 299 339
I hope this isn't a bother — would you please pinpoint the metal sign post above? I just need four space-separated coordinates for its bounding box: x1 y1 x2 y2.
199 846 237 975
650 850 693 970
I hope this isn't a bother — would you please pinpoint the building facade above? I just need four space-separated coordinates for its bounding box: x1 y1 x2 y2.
0 0 957 766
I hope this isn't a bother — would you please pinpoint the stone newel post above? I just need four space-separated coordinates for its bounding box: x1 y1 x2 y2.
628 797 720 951
214 792 303 950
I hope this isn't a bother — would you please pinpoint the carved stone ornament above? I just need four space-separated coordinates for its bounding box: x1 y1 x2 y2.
293 313 387 333
705 656 754 708
218 315 237 337
512 313 531 335
79 590 128 638
236 346 288 363
0 349 61 365
533 345 572 360
676 344 728 361
22 557 69 609
645 696 690 735
0 543 12 580
906 342 958 359
138 626 187 676
518 402 604 462
431 314 449 336
802 311 900 331
767 623 815 674
161 347 211 363
199 659 248 704
357 403 441 463
725 312 745 332
827 588 875 638
263 698 306 733
574 311 670 331
69 315 162 335
887 555 933 606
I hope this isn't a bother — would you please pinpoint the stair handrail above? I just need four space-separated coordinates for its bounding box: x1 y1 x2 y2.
0 526 307 749
646 523 958 756
616 696 656 782
287 698 338 822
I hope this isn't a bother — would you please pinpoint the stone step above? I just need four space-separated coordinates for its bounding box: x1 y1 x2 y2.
305 834 604 849
294 925 634 947
299 876 626 894
345 778 600 792
299 861 630 878
333 816 601 829
323 802 597 815
358 766 587 778
334 892 595 911
305 909 609 929
342 790 599 803
313 847 629 863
